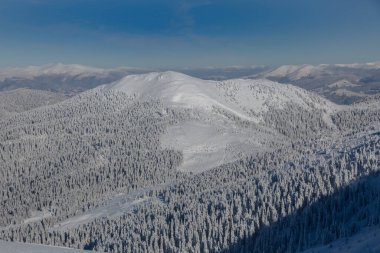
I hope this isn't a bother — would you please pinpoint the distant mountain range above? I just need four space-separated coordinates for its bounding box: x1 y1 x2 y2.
184 62 380 104
0 63 150 95
251 62 380 104
1 62 379 104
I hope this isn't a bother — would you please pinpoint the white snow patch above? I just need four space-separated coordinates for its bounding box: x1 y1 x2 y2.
292 65 318 79
335 62 380 69
333 89 366 97
264 65 300 77
161 120 278 173
23 210 52 224
0 240 92 253
328 80 360 89
54 191 149 230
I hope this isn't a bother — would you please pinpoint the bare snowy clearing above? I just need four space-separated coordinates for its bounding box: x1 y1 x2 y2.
0 240 94 253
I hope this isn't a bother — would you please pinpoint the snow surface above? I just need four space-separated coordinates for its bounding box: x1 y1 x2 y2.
161 120 276 172
23 210 52 224
301 227 380 253
333 89 366 98
292 65 319 79
54 190 150 230
335 61 380 69
109 71 335 123
263 62 380 81
327 80 360 89
0 240 92 253
0 64 107 81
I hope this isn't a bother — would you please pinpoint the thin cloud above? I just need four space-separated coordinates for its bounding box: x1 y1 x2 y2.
175 0 211 35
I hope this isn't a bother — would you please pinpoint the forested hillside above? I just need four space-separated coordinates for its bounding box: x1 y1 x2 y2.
0 88 68 118
0 72 379 253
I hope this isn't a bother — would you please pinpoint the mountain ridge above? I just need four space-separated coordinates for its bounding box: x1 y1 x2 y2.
0 71 379 253
109 71 336 123
1 62 379 105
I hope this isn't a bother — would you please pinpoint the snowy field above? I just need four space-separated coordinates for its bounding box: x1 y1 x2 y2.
0 240 94 253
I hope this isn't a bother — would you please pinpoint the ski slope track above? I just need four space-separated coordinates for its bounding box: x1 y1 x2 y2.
0 240 94 253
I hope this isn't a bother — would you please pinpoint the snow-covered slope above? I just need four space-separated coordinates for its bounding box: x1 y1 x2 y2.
1 71 379 253
263 62 380 81
0 64 104 81
263 64 326 80
335 61 380 69
301 227 380 253
54 190 151 231
328 79 360 89
252 62 380 104
2 62 379 104
0 240 94 253
262 65 300 78
110 71 335 123
109 71 337 172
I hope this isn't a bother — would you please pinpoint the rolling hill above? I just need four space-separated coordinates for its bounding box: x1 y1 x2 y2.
2 62 380 105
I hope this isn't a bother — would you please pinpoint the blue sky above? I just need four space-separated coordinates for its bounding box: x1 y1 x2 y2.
0 0 379 68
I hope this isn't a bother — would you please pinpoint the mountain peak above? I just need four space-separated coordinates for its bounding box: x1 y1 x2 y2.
118 71 200 84
109 72 334 124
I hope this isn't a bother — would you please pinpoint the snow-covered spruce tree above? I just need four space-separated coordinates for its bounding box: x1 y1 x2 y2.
1 86 380 253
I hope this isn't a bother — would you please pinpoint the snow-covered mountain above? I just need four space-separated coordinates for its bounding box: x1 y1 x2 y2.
0 64 108 81
0 63 150 94
110 71 335 123
0 63 150 81
250 62 380 104
108 71 336 172
2 62 379 104
0 71 379 253
180 62 380 104
260 62 380 80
